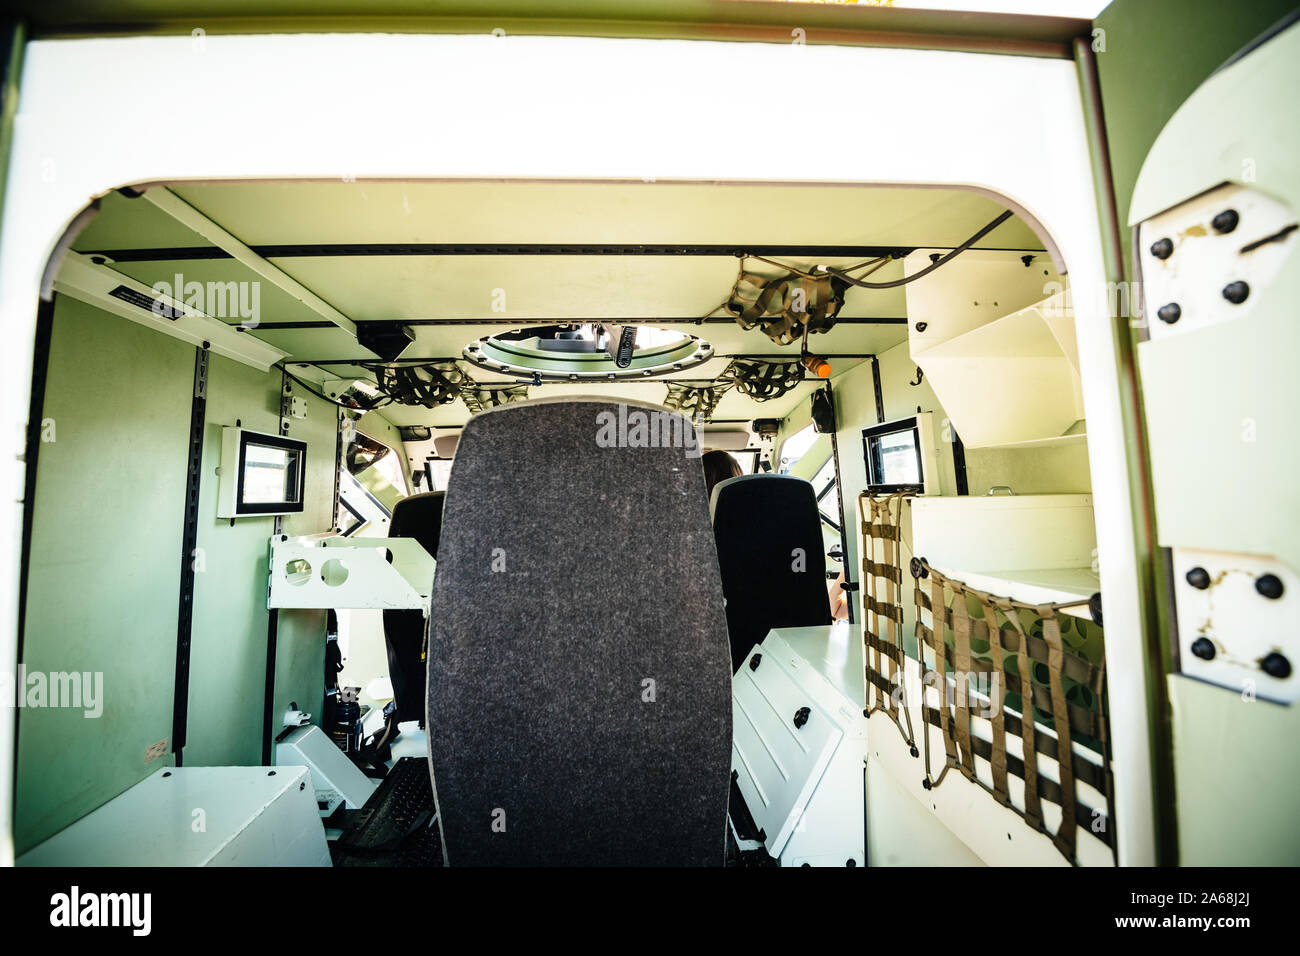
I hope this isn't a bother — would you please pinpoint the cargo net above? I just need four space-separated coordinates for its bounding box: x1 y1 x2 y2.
460 382 530 415
364 362 467 408
912 559 1114 864
363 361 529 413
723 262 847 346
859 492 916 752
724 359 805 402
663 381 732 423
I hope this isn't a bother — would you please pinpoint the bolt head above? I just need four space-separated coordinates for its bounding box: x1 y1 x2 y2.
1149 237 1174 260
1222 281 1250 305
1211 208 1239 234
1255 573 1284 600
1261 652 1292 680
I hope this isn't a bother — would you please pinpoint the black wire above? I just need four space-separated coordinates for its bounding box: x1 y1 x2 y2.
824 210 1015 290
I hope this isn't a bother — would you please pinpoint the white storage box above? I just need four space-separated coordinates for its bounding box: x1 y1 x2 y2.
731 625 867 866
911 494 1095 573
17 766 331 867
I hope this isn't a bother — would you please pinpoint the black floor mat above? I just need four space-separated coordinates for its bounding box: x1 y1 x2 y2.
330 756 444 867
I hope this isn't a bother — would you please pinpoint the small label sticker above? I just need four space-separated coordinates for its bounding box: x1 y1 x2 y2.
144 738 168 763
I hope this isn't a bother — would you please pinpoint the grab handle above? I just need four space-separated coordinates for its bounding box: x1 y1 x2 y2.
986 485 1015 496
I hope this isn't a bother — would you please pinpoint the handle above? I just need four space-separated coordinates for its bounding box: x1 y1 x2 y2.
793 706 811 729
986 485 1015 496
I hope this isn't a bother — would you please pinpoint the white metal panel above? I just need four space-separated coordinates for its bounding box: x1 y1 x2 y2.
732 642 842 858
268 534 434 610
16 766 330 867
275 725 379 816
52 252 287 371
1170 547 1298 704
910 494 1096 572
1138 183 1293 344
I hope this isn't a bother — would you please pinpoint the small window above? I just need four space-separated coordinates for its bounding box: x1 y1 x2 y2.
218 427 307 517
425 458 455 491
778 423 819 474
863 419 924 493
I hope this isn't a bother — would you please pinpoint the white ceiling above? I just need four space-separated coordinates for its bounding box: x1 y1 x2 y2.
71 180 1046 427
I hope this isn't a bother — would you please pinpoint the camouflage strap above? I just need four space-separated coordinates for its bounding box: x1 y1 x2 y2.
858 493 915 751
725 262 846 346
725 359 805 401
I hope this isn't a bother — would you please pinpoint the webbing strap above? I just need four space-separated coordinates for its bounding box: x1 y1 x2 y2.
859 493 915 750
912 562 1111 864
981 595 1010 807
924 574 957 786
1006 602 1043 831
951 595 976 782
1043 613 1078 861
915 639 1107 743
919 708 1113 850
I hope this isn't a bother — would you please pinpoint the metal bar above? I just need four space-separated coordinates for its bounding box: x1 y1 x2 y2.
1075 34 1170 867
139 187 361 339
171 343 210 761
262 609 279 766
952 428 969 496
824 380 853 624
83 242 1045 262
231 316 910 329
870 355 885 422
290 352 876 366
20 5 1087 59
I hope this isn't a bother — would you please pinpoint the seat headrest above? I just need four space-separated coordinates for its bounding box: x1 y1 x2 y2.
389 491 445 561
425 398 732 866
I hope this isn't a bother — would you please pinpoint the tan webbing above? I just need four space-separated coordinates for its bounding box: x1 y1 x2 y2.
858 493 915 750
911 561 1110 865
1042 610 1078 860
981 595 1010 807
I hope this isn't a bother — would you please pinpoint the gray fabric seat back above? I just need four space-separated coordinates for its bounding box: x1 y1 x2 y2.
426 398 732 866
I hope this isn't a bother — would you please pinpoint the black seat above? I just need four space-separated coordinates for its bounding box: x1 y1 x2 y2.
383 491 444 726
426 399 732 866
710 474 832 672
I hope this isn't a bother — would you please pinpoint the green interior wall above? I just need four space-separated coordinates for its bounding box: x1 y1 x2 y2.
1095 0 1298 269
1168 676 1300 865
17 298 338 852
271 381 338 751
1095 0 1300 865
15 295 191 854
184 357 334 767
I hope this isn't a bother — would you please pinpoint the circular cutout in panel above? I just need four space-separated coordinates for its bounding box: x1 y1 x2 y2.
285 558 312 586
463 324 712 382
321 558 350 588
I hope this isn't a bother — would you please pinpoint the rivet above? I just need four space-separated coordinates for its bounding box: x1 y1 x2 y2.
1149 237 1174 259
1261 652 1292 679
1157 302 1182 324
1222 281 1249 304
1255 573 1284 600
1211 209 1239 234
1186 566 1211 590
1191 637 1216 661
